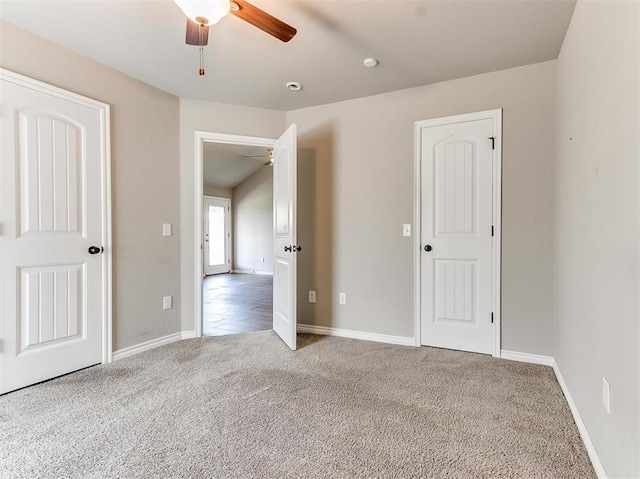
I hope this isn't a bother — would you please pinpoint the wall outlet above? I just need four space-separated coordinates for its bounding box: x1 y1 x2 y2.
308 291 316 303
602 377 611 414
163 296 173 310
339 292 347 305
403 224 411 237
162 223 172 237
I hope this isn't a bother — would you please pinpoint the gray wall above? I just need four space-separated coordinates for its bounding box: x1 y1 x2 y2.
232 167 274 274
203 186 233 198
289 61 557 353
179 98 285 332
3 20 558 357
0 21 182 351
554 1 639 476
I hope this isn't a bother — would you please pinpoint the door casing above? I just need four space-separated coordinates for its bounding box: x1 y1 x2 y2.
0 68 112 365
193 131 276 338
414 109 502 357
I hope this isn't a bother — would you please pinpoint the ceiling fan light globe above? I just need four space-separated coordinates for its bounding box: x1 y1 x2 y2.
174 0 230 26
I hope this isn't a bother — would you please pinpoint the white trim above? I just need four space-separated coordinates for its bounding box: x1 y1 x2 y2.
297 324 415 347
491 110 503 359
497 351 605 476
553 362 608 478
500 350 555 367
0 68 113 365
194 131 277 338
112 331 195 361
414 109 502 357
231 269 274 276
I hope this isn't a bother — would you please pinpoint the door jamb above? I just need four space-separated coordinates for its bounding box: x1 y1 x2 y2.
413 109 502 357
0 68 113 364
193 131 276 337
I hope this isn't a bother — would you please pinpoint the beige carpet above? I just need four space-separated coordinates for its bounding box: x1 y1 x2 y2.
0 332 595 478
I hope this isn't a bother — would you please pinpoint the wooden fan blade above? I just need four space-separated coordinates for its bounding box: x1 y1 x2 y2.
186 18 209 46
230 0 297 42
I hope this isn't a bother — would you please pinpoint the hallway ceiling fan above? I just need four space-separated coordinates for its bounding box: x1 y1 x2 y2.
176 0 297 45
244 149 274 166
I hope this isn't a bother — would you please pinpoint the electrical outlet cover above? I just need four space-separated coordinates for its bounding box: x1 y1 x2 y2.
163 296 173 310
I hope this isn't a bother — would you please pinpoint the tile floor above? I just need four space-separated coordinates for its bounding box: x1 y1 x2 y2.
203 273 273 336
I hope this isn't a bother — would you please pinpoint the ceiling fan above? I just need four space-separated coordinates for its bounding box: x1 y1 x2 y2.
175 0 297 48
244 149 274 166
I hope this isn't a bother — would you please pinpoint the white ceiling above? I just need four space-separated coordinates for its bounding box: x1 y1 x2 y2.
0 0 576 111
203 143 271 189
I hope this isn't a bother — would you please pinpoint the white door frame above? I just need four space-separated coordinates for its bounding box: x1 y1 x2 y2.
414 109 502 357
203 195 232 275
193 131 276 337
0 68 113 363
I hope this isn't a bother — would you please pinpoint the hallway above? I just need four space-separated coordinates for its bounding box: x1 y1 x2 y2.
203 273 273 336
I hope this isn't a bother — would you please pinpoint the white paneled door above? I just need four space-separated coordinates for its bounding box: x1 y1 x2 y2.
0 70 110 394
272 124 297 350
419 112 499 355
203 196 230 276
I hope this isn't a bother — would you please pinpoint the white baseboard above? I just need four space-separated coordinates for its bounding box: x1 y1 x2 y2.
231 269 273 276
112 331 195 361
552 362 607 478
500 349 555 366
297 324 415 347
497 350 606 476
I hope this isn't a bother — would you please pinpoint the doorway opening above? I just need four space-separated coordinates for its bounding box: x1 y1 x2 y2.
200 140 275 337
193 127 298 349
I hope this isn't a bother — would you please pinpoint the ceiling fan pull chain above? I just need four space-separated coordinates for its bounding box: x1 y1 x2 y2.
199 24 205 75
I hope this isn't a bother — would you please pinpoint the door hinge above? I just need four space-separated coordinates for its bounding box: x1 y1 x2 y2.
488 136 495 150
491 312 494 323
491 225 494 237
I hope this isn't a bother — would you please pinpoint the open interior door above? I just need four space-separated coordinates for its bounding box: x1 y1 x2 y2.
272 124 297 350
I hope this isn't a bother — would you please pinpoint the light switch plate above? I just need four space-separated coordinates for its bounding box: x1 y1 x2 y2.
162 223 172 237
403 224 411 237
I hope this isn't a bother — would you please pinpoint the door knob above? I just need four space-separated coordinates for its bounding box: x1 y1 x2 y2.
294 245 302 252
424 244 432 252
88 246 103 255
284 245 292 252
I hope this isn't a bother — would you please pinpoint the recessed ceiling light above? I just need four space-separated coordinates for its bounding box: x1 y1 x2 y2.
363 57 379 68
286 81 303 91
